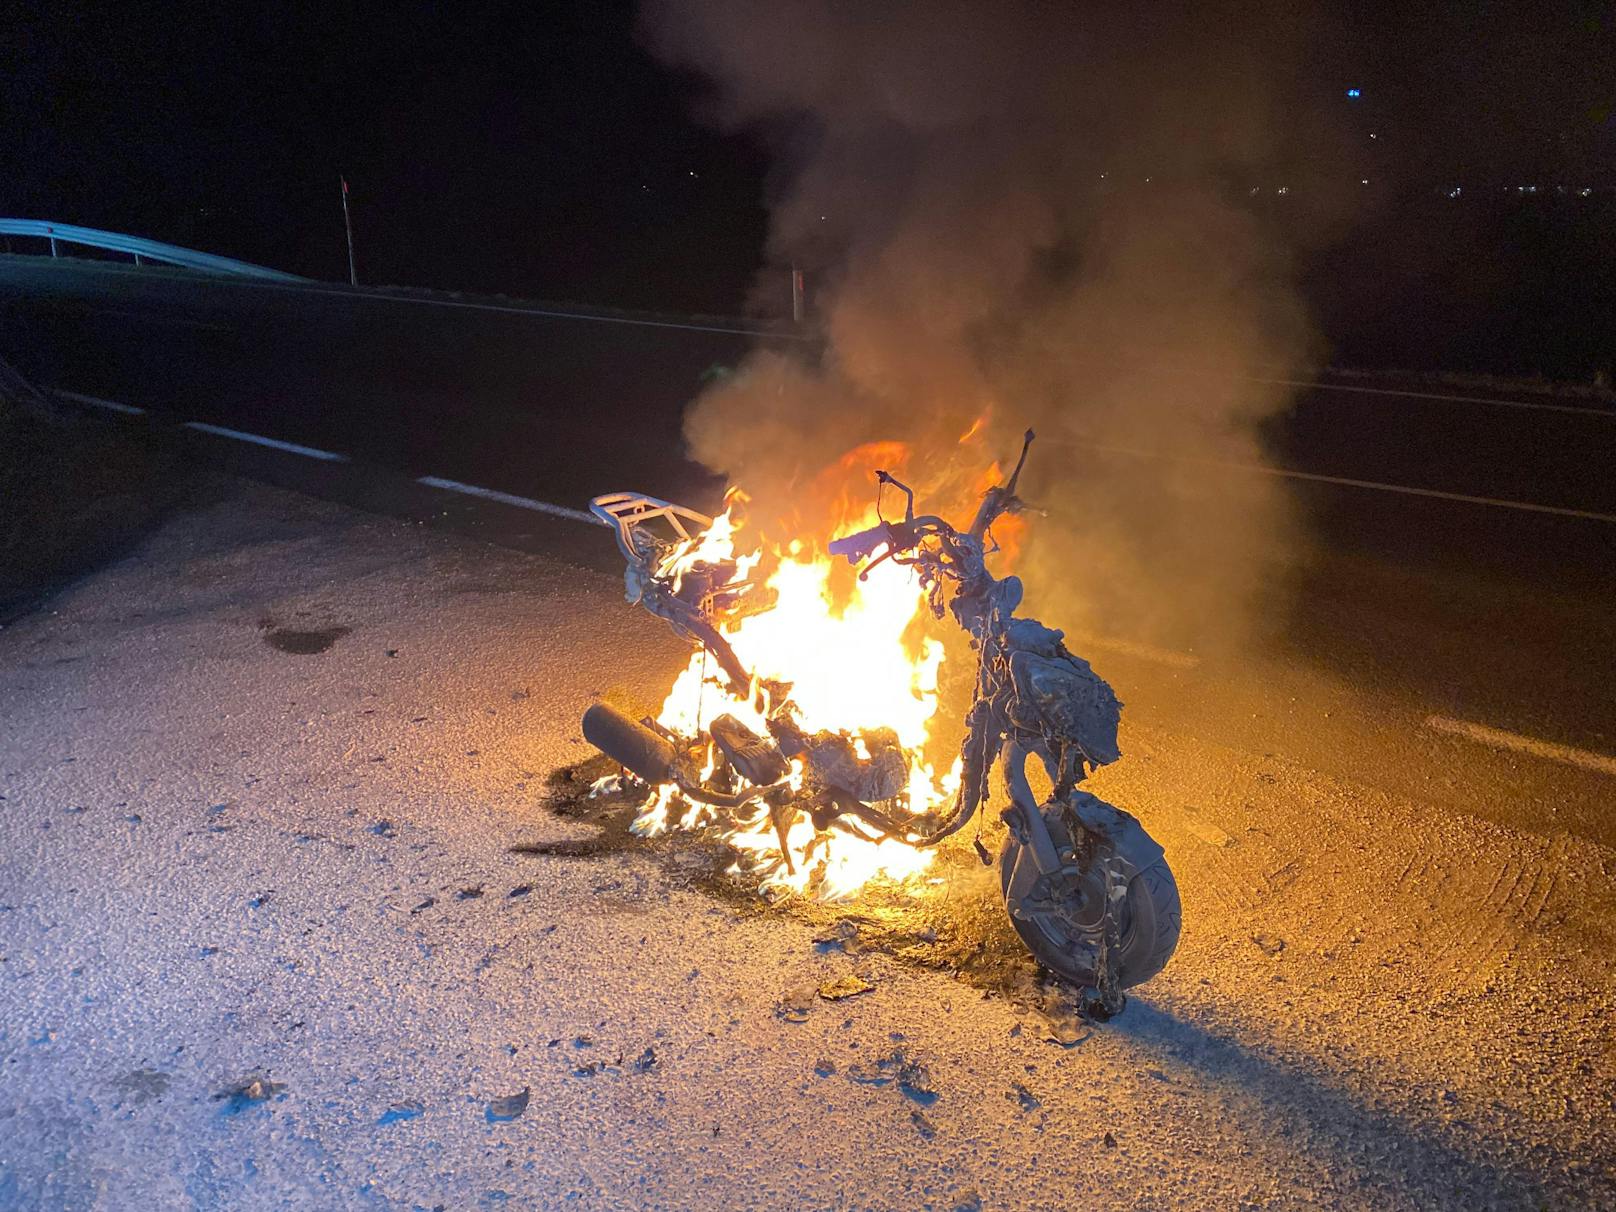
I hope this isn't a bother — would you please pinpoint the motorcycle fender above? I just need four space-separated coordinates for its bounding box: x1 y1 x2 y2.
1058 791 1165 880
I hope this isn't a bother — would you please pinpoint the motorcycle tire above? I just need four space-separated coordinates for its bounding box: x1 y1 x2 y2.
999 794 1181 989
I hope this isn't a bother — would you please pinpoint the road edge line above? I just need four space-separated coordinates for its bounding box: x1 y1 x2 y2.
416 475 604 525
53 388 147 415
1424 715 1616 777
181 421 350 462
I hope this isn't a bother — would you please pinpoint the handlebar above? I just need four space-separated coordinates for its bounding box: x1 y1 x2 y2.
827 522 900 562
827 427 1036 579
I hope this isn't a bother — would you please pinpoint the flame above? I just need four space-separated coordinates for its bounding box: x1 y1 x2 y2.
815 440 911 539
612 428 1045 901
628 472 965 900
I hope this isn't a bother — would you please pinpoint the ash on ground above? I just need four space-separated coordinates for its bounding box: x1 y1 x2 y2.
534 757 1092 1026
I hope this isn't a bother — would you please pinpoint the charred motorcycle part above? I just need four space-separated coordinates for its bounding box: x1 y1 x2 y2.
1006 649 1122 769
1001 742 1064 875
590 491 713 564
588 492 759 699
582 702 676 785
803 728 908 803
583 703 785 811
583 426 1184 993
1000 791 1181 989
710 714 790 785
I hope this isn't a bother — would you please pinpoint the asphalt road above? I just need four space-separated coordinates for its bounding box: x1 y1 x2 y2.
5 258 1613 848
31 348 1615 855
1 480 1611 1209
0 255 766 505
2 259 1614 1204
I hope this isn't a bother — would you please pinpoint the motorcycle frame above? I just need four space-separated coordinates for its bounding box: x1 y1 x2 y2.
589 432 1072 878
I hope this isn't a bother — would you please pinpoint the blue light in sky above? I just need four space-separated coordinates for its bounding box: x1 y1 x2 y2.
1346 87 1362 98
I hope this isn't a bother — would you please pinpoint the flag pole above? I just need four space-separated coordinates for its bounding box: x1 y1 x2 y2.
340 175 358 286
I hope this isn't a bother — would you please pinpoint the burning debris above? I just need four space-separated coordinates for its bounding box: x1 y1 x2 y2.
582 432 1182 996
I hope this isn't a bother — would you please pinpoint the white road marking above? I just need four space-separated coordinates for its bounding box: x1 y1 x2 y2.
53 388 146 415
53 383 602 524
1057 438 1616 524
1256 377 1616 419
181 421 349 462
60 385 1612 528
1270 468 1616 522
1073 633 1202 669
1425 715 1616 777
416 475 605 524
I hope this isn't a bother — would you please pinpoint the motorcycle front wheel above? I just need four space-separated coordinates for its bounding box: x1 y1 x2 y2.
999 792 1181 989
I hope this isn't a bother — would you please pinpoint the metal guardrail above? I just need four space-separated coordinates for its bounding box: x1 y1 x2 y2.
0 219 307 281
0 219 810 341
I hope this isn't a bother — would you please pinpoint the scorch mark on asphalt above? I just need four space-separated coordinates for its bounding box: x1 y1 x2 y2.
1424 715 1616 777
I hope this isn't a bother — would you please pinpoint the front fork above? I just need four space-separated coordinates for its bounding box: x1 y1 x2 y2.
1000 741 1128 1015
1001 740 1064 875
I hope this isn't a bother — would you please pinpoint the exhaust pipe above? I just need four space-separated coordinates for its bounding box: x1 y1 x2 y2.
582 702 676 785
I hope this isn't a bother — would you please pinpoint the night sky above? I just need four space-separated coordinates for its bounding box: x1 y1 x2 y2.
3 0 769 309
3 1 1611 313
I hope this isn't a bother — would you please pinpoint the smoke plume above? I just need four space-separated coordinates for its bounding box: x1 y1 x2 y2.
640 1 1325 651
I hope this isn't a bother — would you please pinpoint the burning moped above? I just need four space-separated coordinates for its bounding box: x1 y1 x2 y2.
581 431 1179 1005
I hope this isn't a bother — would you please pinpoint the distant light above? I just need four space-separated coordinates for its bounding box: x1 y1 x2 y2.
1369 132 1378 139
1447 187 1462 199
1346 87 1362 98
1277 186 1290 195
1360 178 1369 185
1579 187 1592 197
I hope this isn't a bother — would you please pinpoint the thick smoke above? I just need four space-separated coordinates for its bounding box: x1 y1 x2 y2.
640 1 1324 651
